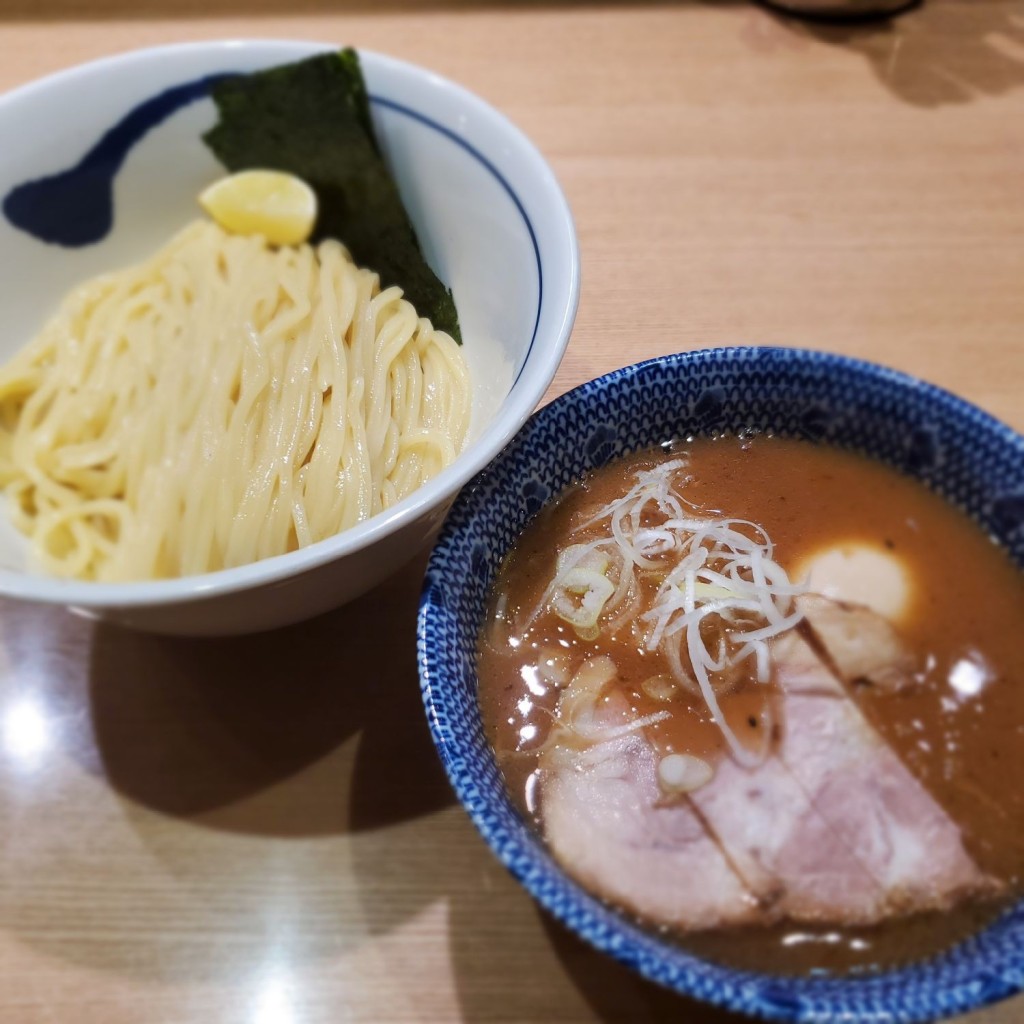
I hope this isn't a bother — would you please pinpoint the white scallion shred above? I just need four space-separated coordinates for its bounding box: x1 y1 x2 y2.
658 753 714 794
537 456 805 767
641 674 679 702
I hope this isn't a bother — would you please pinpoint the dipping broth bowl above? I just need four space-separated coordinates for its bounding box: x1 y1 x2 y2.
418 346 1024 1022
0 39 578 635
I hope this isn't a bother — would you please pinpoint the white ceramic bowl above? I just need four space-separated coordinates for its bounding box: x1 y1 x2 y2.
0 40 579 634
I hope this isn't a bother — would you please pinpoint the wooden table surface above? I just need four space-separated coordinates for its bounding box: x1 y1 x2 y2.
1 1 1023 1021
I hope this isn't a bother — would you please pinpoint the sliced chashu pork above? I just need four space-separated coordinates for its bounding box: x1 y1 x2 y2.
540 667 887 927
799 592 916 693
686 744 888 923
773 623 995 913
540 661 758 930
539 603 996 933
542 729 760 930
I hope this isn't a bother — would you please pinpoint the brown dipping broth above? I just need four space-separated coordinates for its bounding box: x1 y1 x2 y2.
476 434 1024 974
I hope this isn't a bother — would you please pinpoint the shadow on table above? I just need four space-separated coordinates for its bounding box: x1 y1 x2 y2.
767 0 1024 106
83 547 452 835
0 551 464 983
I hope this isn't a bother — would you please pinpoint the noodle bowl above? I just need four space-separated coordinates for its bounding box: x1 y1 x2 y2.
0 40 578 633
0 221 471 581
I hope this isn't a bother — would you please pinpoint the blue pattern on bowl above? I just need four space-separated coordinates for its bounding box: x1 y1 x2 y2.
417 346 1024 1022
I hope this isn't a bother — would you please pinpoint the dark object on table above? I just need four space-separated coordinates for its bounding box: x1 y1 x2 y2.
756 0 922 23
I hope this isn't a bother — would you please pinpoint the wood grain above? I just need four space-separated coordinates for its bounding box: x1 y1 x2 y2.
0 1 1023 1021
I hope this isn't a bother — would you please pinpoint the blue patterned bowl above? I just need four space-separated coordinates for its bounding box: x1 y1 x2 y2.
417 346 1024 1022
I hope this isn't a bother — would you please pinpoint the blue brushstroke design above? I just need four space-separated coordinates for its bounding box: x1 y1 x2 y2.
2 73 234 247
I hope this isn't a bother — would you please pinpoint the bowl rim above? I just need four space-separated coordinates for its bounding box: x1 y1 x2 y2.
0 38 580 606
417 345 1024 1023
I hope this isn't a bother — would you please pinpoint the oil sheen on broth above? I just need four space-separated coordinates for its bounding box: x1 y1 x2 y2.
477 435 1024 973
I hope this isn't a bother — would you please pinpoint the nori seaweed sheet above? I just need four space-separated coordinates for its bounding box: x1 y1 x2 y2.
203 49 461 341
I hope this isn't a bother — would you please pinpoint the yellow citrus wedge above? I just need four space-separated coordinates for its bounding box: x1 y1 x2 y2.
198 170 317 246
